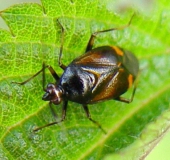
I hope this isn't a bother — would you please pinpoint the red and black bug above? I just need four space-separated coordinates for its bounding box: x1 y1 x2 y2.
13 14 139 133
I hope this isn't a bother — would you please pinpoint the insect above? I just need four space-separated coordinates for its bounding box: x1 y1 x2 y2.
13 14 139 133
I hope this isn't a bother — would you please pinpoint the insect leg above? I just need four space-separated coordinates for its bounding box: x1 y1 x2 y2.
115 71 139 103
49 102 58 120
82 105 107 134
57 20 67 70
33 100 68 132
12 63 60 91
85 13 135 52
46 63 60 81
115 84 137 103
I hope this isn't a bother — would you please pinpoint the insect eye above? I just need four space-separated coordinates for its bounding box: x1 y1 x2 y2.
47 89 52 94
47 83 55 88
46 83 56 93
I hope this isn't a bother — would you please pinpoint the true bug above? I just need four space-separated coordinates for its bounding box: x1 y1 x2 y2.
13 14 139 133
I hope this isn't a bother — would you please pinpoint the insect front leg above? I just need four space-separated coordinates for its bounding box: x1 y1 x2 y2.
33 100 68 132
12 63 60 91
57 19 67 70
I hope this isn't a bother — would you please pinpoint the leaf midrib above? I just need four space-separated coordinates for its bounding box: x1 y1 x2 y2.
79 81 170 159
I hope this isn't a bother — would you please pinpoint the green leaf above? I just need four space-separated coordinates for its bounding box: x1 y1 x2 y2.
0 0 170 159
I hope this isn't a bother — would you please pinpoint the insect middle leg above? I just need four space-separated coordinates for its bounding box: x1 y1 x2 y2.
85 13 135 52
82 104 107 134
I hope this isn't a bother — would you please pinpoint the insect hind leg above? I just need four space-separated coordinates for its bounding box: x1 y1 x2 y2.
115 70 140 103
86 13 135 52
